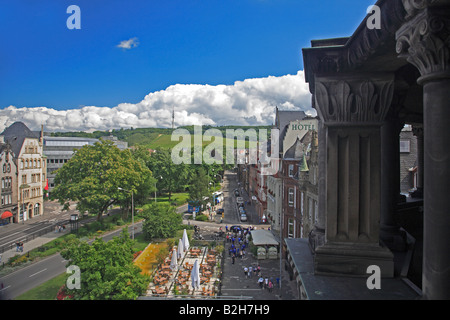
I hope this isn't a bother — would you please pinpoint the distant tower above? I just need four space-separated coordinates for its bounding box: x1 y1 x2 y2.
172 106 175 130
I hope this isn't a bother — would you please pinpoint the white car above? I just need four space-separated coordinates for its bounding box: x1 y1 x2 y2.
240 213 247 222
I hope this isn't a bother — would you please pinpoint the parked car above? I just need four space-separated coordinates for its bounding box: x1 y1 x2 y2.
240 213 248 222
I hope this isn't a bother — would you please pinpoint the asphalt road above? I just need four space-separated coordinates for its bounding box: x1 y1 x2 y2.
0 222 143 300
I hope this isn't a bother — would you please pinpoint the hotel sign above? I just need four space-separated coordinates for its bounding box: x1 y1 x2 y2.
282 119 318 157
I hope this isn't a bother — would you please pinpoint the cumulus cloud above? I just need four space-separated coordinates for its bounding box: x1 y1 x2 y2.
116 37 139 50
0 70 314 132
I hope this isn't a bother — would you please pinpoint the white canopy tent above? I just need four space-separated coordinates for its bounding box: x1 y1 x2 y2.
251 229 279 246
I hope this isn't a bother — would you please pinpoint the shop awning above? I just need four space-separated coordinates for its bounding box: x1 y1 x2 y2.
1 211 13 219
251 229 279 246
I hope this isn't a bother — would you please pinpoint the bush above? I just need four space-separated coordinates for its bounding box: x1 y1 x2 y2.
195 214 208 222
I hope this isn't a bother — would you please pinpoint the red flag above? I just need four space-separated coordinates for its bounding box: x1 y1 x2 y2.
44 179 49 191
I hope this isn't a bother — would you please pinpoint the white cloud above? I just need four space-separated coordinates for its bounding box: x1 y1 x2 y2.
0 70 314 132
116 37 139 50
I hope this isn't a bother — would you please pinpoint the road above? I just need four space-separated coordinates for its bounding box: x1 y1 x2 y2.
0 222 144 300
0 202 79 254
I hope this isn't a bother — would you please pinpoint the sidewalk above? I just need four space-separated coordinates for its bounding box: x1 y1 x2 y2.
0 229 67 265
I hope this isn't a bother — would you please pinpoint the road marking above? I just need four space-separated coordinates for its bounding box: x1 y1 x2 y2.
29 268 47 278
0 285 11 292
0 231 20 241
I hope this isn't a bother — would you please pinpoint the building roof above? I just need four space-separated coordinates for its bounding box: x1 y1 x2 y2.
1 122 40 158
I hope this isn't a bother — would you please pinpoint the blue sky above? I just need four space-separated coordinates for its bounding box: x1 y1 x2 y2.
0 0 376 131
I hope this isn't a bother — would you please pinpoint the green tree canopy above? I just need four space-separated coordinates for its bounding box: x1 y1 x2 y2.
147 147 190 201
61 228 148 300
141 202 182 240
52 139 155 220
187 167 211 209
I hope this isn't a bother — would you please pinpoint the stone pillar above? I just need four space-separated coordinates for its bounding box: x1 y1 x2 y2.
313 74 395 277
380 113 407 251
396 5 450 299
308 119 326 252
411 125 424 197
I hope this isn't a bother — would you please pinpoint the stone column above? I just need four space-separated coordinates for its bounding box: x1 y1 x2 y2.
313 74 395 277
308 119 326 252
411 125 424 197
380 113 407 251
396 5 450 299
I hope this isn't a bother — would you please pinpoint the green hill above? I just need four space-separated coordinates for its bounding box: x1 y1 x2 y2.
50 125 272 150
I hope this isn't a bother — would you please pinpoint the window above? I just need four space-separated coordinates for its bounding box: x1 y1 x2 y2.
288 218 295 238
288 188 294 206
314 200 318 224
288 164 294 177
308 198 313 220
400 140 410 153
300 192 304 216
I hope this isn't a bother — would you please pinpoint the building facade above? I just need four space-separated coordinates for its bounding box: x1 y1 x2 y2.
1 122 46 223
0 143 17 225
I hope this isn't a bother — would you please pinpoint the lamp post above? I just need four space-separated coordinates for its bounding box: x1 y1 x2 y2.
154 176 162 203
19 184 30 224
118 187 134 240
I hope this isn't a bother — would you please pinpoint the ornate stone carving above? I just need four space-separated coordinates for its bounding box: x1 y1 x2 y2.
314 77 394 123
396 7 450 78
402 0 439 19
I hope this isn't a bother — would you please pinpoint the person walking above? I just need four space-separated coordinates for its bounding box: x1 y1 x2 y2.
244 267 248 278
231 254 235 265
248 266 253 278
264 277 269 290
268 280 273 293
258 277 264 289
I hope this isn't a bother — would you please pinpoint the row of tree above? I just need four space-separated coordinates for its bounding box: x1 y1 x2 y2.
51 140 229 220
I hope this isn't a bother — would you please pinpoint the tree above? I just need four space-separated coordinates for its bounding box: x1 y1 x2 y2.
147 148 189 201
52 139 155 221
142 202 182 240
187 167 211 210
61 228 148 300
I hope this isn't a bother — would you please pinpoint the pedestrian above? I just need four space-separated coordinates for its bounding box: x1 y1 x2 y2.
232 254 235 264
244 267 248 278
239 249 243 259
276 277 280 288
226 234 229 243
253 266 257 277
225 225 228 232
248 266 253 278
258 277 264 289
268 280 273 293
264 277 269 290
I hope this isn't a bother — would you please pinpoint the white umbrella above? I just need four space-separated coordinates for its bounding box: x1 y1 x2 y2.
182 229 190 251
170 248 178 271
191 259 201 289
177 239 184 259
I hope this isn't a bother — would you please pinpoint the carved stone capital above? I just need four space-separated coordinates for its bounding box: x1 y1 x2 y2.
402 0 439 20
396 7 450 81
314 75 394 124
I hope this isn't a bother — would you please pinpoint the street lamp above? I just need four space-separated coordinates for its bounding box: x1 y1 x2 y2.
118 187 134 240
155 176 162 203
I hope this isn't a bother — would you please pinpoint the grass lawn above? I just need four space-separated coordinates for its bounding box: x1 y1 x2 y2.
15 272 66 300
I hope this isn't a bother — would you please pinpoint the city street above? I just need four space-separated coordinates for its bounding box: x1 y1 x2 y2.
0 170 298 300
